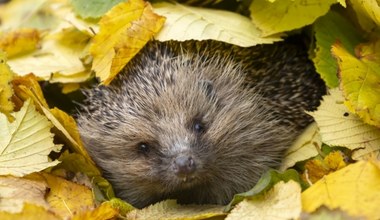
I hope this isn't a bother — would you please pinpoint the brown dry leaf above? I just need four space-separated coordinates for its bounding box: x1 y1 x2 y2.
126 200 225 220
226 181 301 220
0 203 60 220
302 160 380 219
41 172 95 219
302 151 347 184
0 29 41 58
11 74 48 110
0 51 14 119
0 175 49 213
90 0 165 85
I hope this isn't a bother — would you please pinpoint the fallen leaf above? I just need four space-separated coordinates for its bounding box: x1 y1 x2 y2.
332 40 380 128
0 203 60 220
0 175 49 213
281 122 321 171
312 11 363 88
53 152 115 201
226 169 301 211
302 160 380 219
308 88 380 160
0 0 53 31
0 29 41 58
41 172 95 219
302 151 347 184
71 201 119 220
126 200 225 220
153 2 282 47
249 0 341 36
300 206 363 220
226 181 301 220
0 51 14 119
349 0 380 33
91 0 165 85
0 99 62 177
71 0 124 19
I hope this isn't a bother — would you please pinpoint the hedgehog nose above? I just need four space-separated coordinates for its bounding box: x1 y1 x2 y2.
173 156 196 177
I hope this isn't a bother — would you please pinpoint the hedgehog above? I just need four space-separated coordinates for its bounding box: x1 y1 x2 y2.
76 39 326 208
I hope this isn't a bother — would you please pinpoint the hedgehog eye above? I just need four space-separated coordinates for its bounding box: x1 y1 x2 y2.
137 143 150 155
193 121 205 134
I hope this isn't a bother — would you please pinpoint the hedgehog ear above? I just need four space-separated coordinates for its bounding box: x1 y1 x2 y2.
199 80 214 98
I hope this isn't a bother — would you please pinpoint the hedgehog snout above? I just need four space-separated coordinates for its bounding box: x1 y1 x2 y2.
172 154 197 180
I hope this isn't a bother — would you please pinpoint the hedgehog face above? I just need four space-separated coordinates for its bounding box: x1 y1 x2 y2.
77 42 298 208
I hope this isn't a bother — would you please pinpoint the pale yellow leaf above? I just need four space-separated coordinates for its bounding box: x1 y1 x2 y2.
0 175 49 213
302 160 380 219
280 122 321 171
153 2 282 47
0 99 62 176
8 28 90 82
126 200 225 220
226 181 301 220
308 88 380 160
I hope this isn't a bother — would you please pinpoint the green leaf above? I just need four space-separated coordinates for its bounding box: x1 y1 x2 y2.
249 0 341 36
332 40 380 128
312 11 363 88
225 169 301 211
0 99 62 177
71 0 125 19
153 2 282 47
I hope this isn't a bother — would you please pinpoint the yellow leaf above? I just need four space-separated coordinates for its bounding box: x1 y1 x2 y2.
11 74 48 110
226 181 301 220
302 160 380 219
349 0 380 33
0 203 60 220
49 108 95 164
0 51 14 119
302 151 347 184
90 0 165 85
61 83 81 94
71 201 119 220
41 172 95 219
308 88 380 160
280 122 321 171
0 175 49 213
249 0 339 36
12 74 95 163
126 200 225 220
0 99 62 177
0 29 41 58
152 2 282 47
332 40 380 128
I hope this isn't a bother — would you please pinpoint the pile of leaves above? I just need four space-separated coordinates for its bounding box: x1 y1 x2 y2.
0 0 380 219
